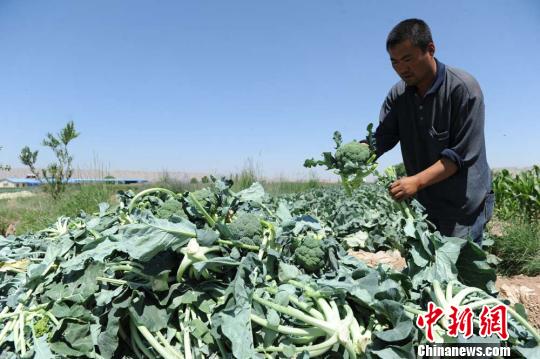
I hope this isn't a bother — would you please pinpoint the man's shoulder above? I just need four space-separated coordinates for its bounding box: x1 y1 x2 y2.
445 66 483 99
386 80 408 100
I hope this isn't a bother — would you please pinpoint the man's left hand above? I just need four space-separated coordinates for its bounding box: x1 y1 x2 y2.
389 176 420 201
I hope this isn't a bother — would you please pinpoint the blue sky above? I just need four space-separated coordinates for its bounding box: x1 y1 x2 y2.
0 0 539 179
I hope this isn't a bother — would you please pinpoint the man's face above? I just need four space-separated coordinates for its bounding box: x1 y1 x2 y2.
388 39 435 86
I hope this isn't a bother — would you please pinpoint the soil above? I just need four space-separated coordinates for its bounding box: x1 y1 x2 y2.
349 249 406 271
496 275 540 331
486 218 506 237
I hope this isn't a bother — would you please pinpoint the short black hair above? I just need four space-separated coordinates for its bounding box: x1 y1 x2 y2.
386 19 433 52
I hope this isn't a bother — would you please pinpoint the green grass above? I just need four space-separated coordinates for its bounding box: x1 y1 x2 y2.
0 187 41 193
154 167 335 195
490 219 540 276
151 176 335 196
0 177 336 236
0 183 141 235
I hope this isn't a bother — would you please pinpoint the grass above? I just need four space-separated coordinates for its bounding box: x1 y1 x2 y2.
0 174 334 236
489 218 540 276
0 183 142 235
152 176 333 195
154 166 335 195
0 187 40 193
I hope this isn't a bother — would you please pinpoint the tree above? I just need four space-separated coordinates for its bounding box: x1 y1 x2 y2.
20 121 79 199
0 146 10 171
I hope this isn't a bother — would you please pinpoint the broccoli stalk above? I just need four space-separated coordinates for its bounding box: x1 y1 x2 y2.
383 166 415 221
251 282 368 358
127 188 178 213
176 238 221 281
187 192 218 228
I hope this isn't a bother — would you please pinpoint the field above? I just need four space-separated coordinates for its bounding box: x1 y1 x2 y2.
0 167 538 357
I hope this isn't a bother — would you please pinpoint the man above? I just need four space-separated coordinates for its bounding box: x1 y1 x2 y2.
374 18 495 245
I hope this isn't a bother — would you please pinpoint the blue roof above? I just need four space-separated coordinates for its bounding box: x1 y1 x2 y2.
1 178 148 185
1 178 42 185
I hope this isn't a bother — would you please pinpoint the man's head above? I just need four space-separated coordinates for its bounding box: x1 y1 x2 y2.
386 19 436 88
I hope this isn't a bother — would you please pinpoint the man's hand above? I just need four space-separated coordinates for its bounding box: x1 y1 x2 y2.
389 176 420 201
388 158 459 201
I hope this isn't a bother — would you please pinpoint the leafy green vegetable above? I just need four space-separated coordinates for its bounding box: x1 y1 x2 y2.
0 176 537 358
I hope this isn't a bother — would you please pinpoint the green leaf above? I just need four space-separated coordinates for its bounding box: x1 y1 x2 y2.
237 182 267 204
33 335 55 359
282 344 297 357
129 301 168 332
456 239 497 293
374 320 414 342
278 262 301 282
266 308 280 328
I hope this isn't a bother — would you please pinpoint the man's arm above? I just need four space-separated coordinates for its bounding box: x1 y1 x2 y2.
389 158 457 201
374 88 400 158
390 82 484 201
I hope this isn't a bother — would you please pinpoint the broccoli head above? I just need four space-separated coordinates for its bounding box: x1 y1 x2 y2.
33 315 50 338
228 213 263 245
335 141 371 165
294 236 326 273
239 236 262 247
156 198 184 220
303 127 378 196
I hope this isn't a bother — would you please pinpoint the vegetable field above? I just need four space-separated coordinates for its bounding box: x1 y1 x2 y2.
0 180 538 357
0 131 539 358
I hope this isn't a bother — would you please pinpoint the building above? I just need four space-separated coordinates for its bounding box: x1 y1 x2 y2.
0 178 42 188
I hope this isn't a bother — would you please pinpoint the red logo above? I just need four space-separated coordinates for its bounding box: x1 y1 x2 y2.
416 302 509 342
479 304 509 340
447 305 473 338
416 302 444 342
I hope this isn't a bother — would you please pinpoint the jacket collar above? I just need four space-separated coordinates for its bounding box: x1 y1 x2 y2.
406 58 446 97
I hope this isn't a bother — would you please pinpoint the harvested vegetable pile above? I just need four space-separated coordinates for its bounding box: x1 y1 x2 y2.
1 177 539 358
0 129 539 357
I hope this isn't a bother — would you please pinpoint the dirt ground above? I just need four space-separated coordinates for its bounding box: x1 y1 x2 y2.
496 275 540 330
